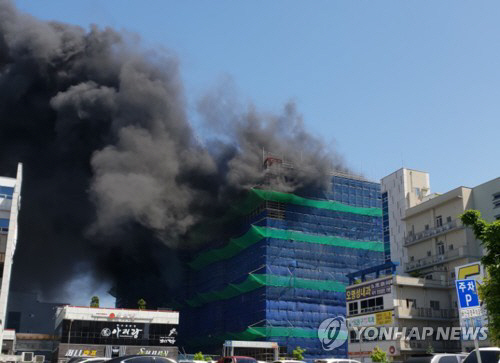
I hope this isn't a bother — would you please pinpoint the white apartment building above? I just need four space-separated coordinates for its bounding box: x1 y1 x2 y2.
381 169 431 274
0 163 22 353
403 186 481 285
347 169 499 360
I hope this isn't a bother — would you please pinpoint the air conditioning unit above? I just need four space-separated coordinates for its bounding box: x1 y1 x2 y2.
34 355 45 363
22 352 34 362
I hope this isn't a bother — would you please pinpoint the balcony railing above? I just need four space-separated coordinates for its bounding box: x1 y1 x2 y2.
398 307 458 319
405 246 470 272
405 220 460 245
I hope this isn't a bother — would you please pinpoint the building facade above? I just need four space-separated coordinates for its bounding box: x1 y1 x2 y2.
403 186 481 284
471 177 500 222
380 168 431 275
346 274 461 363
182 173 384 360
0 163 22 353
54 306 179 363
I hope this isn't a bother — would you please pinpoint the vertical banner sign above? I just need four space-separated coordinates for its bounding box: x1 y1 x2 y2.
455 279 483 363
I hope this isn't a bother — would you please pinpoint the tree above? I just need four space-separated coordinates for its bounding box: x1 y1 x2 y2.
193 352 204 361
292 346 306 361
90 296 99 308
137 298 147 310
371 346 388 363
460 210 500 344
204 356 212 362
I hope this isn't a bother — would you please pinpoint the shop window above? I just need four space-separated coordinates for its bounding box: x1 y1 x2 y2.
348 302 359 315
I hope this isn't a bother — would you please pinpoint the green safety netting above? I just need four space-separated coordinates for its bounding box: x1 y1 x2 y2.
189 225 384 270
186 273 346 307
189 325 348 345
234 188 382 217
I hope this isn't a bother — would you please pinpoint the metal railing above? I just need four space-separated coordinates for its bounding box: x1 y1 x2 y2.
401 339 461 351
398 307 458 319
405 247 468 272
405 220 460 245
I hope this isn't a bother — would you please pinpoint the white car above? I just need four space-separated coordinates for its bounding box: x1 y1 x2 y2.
314 359 361 363
406 354 469 363
463 348 500 363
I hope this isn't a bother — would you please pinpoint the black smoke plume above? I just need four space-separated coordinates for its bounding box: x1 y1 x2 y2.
0 1 346 306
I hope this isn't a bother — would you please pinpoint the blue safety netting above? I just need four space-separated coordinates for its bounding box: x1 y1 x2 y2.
180 176 384 359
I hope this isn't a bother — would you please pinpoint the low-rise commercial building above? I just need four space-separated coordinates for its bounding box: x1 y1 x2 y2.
54 306 179 363
346 274 461 363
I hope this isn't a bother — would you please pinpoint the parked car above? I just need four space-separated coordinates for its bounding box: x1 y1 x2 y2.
67 358 110 363
405 354 469 363
273 360 306 363
314 359 361 363
217 356 258 363
105 355 176 363
463 348 500 363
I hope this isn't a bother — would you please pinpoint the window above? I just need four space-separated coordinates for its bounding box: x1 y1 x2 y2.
360 297 384 313
0 219 9 233
446 216 452 223
348 302 359 315
410 256 414 262
427 250 432 257
425 274 433 280
438 356 459 363
436 215 443 227
449 244 454 250
406 298 416 309
0 186 14 200
425 224 429 230
437 242 445 255
451 272 456 279
430 300 440 310
125 358 153 363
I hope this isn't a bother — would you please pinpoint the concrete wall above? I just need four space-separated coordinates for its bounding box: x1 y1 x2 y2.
472 177 500 222
381 168 430 275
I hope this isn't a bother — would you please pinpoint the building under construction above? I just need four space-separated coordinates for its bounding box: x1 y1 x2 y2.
181 164 385 359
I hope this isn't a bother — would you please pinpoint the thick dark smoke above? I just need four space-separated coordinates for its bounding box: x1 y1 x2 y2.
0 1 346 306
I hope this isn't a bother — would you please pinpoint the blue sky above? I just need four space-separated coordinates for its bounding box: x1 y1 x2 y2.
13 1 499 305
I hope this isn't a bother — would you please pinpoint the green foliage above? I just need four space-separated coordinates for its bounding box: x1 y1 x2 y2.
193 352 204 361
90 296 99 308
460 210 500 345
204 356 212 362
371 346 388 363
292 346 306 361
426 343 434 354
137 298 147 310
